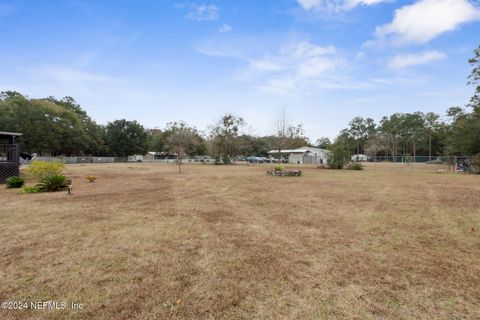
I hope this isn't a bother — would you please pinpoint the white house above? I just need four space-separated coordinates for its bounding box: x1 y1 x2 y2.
267 146 330 164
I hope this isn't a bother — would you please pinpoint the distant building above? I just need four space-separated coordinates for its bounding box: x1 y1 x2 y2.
144 152 163 161
127 155 144 162
268 146 330 164
351 154 368 161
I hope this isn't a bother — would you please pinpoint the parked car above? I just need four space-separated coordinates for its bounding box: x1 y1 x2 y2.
246 156 264 163
193 156 213 163
269 156 288 163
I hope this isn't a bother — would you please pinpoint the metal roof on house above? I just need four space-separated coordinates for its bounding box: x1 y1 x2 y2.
267 146 330 154
267 149 301 154
0 131 22 137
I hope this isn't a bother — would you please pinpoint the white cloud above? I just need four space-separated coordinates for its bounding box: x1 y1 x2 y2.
186 4 219 21
195 38 375 95
193 40 245 59
26 66 118 84
288 42 336 58
297 0 391 12
241 41 347 95
350 0 390 4
375 0 480 45
388 50 446 68
346 0 393 9
356 51 366 59
297 0 323 10
218 24 232 33
193 34 270 60
249 59 283 72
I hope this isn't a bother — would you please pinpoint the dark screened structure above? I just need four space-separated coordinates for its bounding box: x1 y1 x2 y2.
0 131 22 183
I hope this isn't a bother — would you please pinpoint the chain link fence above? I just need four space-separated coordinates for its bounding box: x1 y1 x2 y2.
358 155 478 173
28 156 214 164
22 155 479 174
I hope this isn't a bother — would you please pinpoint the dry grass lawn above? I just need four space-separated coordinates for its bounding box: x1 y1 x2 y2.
1 163 479 319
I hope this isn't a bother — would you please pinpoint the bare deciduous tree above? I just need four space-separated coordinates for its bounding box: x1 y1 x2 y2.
166 122 201 173
273 109 307 161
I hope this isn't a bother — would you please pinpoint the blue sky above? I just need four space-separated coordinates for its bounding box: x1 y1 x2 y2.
0 0 479 140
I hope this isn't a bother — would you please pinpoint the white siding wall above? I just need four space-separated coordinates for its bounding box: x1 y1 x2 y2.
289 153 304 164
288 152 329 164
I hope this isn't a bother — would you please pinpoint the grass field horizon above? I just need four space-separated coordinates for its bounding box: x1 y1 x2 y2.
1 163 479 319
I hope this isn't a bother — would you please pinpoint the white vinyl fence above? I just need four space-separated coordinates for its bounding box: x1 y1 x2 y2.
34 156 116 164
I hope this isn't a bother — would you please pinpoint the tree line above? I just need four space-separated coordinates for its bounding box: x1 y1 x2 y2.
328 46 479 159
1 45 479 159
0 92 308 158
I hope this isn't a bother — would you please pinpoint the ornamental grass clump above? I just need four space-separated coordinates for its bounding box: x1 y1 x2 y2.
36 174 69 192
5 176 25 188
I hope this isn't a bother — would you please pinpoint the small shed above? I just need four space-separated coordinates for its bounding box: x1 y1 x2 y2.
268 146 330 164
0 131 22 183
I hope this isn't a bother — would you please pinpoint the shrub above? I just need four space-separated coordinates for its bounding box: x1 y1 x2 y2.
36 174 69 192
214 156 232 165
21 186 41 193
29 161 64 178
346 162 364 170
86 175 97 182
5 176 25 188
404 155 412 165
327 145 348 169
274 164 284 172
222 156 232 165
471 154 480 174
